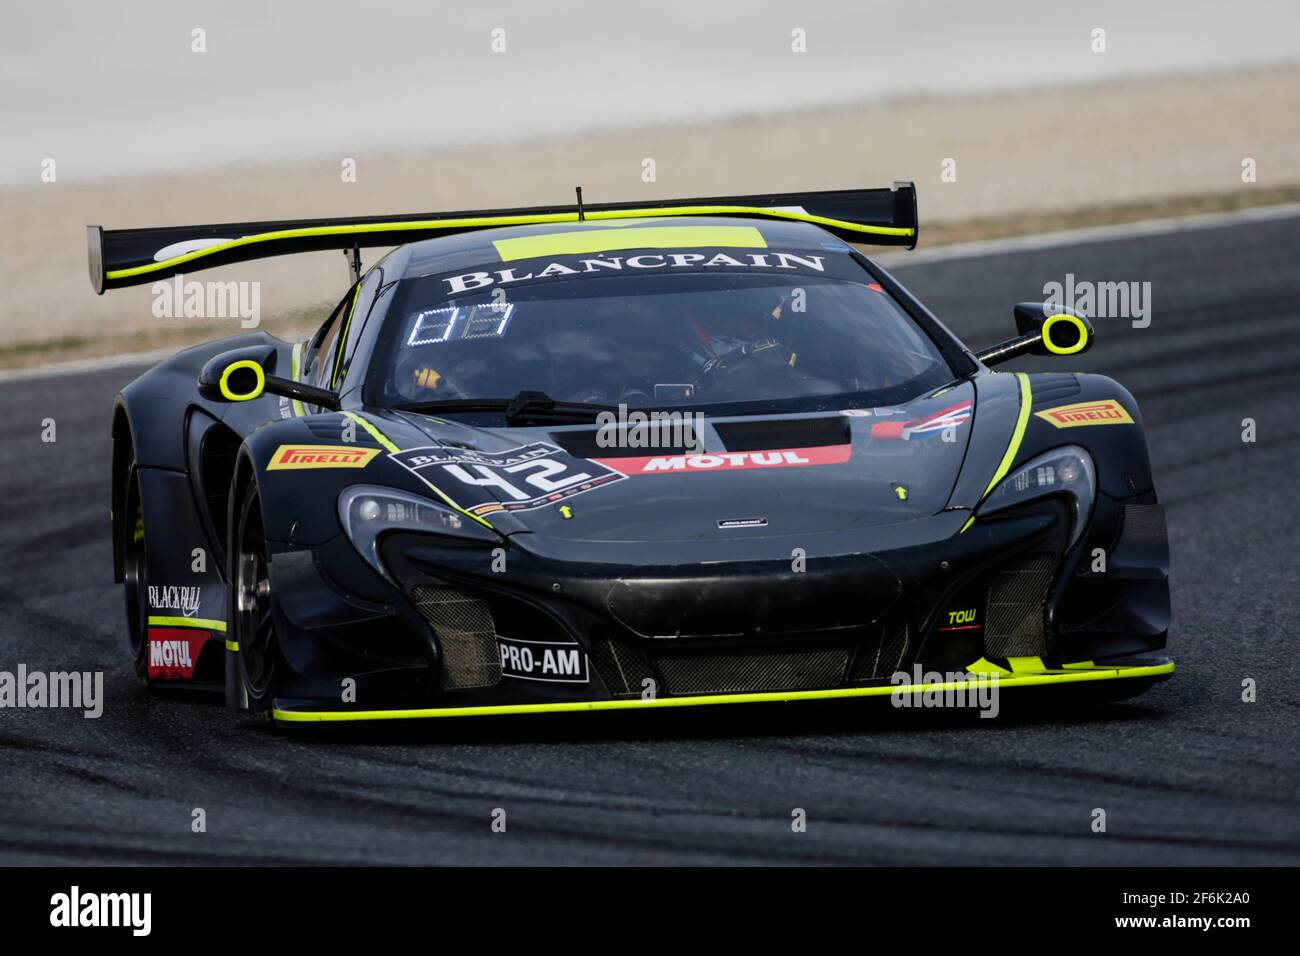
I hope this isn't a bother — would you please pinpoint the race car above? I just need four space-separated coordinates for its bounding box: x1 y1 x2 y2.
91 183 1172 724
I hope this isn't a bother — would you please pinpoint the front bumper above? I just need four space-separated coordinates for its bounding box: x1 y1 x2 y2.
260 495 1172 723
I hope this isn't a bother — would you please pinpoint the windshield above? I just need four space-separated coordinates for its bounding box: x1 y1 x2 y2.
373 255 953 415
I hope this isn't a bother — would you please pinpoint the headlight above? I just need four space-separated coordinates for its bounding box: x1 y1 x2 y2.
976 445 1096 547
338 485 501 581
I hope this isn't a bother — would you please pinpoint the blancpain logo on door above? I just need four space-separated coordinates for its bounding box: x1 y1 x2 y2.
443 251 826 294
498 637 589 683
50 886 151 936
148 585 201 617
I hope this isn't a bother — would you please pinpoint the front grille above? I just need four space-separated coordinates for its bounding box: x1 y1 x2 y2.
983 553 1056 658
653 647 849 696
849 621 909 681
590 639 657 698
411 585 501 689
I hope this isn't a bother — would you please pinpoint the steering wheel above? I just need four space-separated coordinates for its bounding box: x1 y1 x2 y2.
698 337 795 380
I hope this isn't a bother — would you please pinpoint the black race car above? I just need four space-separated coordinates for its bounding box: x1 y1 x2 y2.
92 184 1172 723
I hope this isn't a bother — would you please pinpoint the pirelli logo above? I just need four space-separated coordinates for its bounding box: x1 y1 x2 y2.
266 444 380 470
1035 399 1134 429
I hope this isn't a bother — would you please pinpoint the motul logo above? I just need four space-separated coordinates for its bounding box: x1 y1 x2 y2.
266 444 380 470
1035 399 1134 429
595 444 851 475
146 628 206 680
150 639 192 669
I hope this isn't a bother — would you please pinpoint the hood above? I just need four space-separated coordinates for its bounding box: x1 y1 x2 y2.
380 382 977 544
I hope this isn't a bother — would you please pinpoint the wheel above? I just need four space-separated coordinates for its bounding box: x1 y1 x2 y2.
121 454 150 682
230 480 278 718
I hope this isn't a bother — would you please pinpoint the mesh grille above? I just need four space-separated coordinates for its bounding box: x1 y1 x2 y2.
983 553 1055 659
878 622 909 677
590 639 657 698
654 647 848 696
411 585 501 689
849 621 909 681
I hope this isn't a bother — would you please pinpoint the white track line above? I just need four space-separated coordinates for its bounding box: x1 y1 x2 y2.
4 201 1299 385
0 348 177 384
875 201 1300 266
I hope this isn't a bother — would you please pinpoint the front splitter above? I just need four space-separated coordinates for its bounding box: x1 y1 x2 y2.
271 658 1174 722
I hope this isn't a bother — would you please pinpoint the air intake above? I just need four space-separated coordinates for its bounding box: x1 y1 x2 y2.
303 418 351 441
590 639 657 698
983 553 1056 658
411 585 502 689
848 620 909 681
653 647 849 696
713 415 849 452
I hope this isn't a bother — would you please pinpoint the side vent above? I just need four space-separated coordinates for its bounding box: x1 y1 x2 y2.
983 553 1056 658
1116 503 1170 568
198 424 242 559
411 585 501 689
1028 374 1081 408
304 417 351 441
590 639 657 698
848 620 909 681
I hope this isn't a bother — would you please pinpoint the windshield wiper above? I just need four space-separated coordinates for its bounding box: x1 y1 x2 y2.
397 390 619 425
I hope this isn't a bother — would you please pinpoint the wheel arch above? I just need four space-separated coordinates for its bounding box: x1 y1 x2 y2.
228 445 260 552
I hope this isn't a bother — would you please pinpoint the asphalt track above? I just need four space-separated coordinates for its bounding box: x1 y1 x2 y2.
1 211 1298 865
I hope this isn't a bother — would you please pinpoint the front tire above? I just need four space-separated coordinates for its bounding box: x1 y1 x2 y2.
230 481 279 718
122 454 150 682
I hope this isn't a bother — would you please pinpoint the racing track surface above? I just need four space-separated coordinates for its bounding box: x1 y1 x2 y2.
2 212 1298 865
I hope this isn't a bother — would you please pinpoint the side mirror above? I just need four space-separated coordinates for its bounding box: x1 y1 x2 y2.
198 346 340 410
976 302 1095 367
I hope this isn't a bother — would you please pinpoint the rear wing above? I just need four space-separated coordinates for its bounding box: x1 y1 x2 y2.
87 182 917 293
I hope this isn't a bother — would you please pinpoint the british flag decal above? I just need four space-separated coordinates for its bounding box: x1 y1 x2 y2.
870 401 972 441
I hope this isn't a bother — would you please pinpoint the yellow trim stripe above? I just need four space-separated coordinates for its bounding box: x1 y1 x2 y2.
148 615 227 632
965 657 1012 676
340 411 399 453
273 661 1174 722
340 411 496 530
103 206 915 282
331 284 362 387
962 372 1033 534
219 359 264 402
289 341 306 417
493 225 767 261
981 372 1033 500
1041 313 1089 356
225 640 240 652
409 474 498 531
1007 656 1047 674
